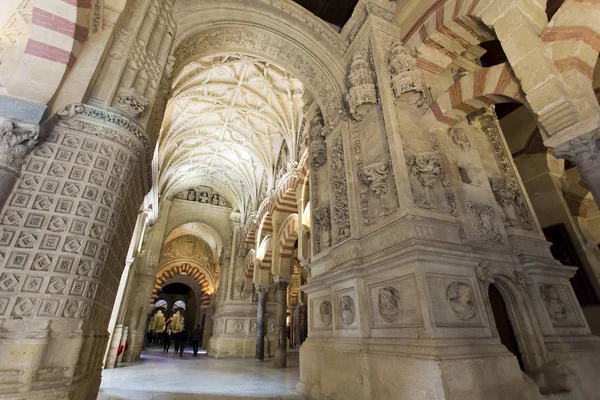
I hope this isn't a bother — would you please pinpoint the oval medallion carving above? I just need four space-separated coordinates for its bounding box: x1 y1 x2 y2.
446 282 476 321
319 300 332 327
378 286 401 322
339 295 355 325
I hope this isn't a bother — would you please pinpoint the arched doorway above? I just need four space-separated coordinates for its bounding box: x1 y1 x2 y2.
488 283 524 370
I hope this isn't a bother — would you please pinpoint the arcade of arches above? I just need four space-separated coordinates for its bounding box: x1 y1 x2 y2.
1 0 600 399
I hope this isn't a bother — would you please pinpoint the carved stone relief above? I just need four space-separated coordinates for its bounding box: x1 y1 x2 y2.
313 204 331 254
540 285 568 322
0 118 40 176
339 295 355 325
446 282 477 321
347 51 378 121
388 40 429 111
448 127 471 152
489 177 524 227
407 153 456 215
310 111 327 168
378 286 401 323
174 186 232 207
319 300 332 327
330 135 351 242
466 202 503 244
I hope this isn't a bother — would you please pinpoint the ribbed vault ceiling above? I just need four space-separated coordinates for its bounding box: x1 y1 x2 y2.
158 54 305 216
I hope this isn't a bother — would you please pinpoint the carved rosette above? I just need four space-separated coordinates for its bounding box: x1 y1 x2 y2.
466 201 503 244
388 40 427 110
0 117 40 176
347 52 377 121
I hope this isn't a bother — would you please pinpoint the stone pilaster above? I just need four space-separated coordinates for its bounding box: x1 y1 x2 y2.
255 285 267 360
274 278 289 368
0 117 40 212
0 104 149 400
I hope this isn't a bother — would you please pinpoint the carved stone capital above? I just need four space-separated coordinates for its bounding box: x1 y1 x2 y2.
553 129 600 174
0 117 40 175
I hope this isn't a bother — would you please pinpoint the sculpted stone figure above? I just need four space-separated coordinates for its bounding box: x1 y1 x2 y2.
540 285 568 322
187 189 196 201
320 300 332 327
446 282 477 321
408 153 446 210
339 295 355 325
378 286 401 322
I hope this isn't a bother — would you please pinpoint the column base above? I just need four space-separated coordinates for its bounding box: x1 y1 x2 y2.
297 338 536 400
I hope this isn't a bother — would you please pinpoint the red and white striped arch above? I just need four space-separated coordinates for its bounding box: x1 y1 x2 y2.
274 175 300 214
151 263 212 303
430 62 525 126
255 199 274 247
243 249 256 281
11 0 92 104
257 235 273 271
404 0 494 75
278 213 299 259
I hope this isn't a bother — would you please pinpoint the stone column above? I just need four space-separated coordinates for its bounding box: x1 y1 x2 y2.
255 285 268 360
200 304 213 350
274 278 289 368
0 104 149 399
0 117 40 212
554 131 600 207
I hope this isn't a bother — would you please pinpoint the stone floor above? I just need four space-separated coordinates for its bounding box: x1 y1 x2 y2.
98 347 305 400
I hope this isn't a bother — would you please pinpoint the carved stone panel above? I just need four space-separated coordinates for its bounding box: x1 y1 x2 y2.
330 135 351 243
539 284 582 327
339 295 355 326
466 202 503 244
407 152 456 215
427 275 481 326
369 275 423 328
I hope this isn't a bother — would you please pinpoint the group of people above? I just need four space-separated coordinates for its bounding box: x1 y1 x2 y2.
162 325 203 357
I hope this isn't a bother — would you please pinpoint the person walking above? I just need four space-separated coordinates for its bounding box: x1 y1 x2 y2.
191 324 202 356
162 330 171 353
178 327 188 357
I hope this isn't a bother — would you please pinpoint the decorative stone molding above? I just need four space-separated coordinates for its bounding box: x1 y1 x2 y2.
466 201 503 244
115 88 149 118
91 0 103 35
347 52 378 121
0 117 40 175
55 104 151 190
330 135 351 242
388 40 428 110
363 162 390 197
514 270 533 291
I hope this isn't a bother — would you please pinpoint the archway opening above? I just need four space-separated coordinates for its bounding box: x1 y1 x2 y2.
488 284 524 371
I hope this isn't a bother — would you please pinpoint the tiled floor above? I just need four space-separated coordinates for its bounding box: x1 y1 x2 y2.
98 347 305 400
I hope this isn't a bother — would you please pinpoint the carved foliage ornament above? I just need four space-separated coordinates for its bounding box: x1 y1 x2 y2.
446 282 477 321
347 52 378 121
330 136 351 242
0 117 40 174
388 40 427 110
553 132 600 174
466 201 503 244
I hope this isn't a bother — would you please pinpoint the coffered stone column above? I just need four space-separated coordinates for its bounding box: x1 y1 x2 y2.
0 104 150 399
255 284 268 360
274 277 289 368
0 117 40 212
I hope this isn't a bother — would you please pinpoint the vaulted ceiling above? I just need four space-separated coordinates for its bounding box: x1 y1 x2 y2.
158 54 305 217
292 0 359 27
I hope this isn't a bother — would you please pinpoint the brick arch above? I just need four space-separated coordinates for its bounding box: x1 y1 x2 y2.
3 0 92 105
430 62 525 126
151 262 212 303
255 199 274 247
404 0 495 75
274 174 299 214
257 235 273 271
243 249 256 281
278 213 299 259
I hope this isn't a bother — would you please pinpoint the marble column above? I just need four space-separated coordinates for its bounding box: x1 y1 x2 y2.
554 131 600 206
0 117 40 212
255 285 268 360
274 279 289 368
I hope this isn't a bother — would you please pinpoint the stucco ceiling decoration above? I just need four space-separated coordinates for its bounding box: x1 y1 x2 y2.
158 53 306 216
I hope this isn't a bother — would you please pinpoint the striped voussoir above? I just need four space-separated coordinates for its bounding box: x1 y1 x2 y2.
243 250 256 281
25 0 90 67
151 263 210 302
274 176 299 214
278 214 299 259
431 62 524 126
405 0 494 75
258 236 273 271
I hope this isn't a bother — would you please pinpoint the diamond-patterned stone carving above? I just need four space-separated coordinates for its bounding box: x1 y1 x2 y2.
2 210 23 226
32 254 53 271
63 237 82 253
107 176 120 191
89 223 105 239
19 175 40 190
69 220 87 235
56 149 73 161
26 160 45 173
62 134 80 148
100 143 115 156
34 144 54 158
86 282 97 298
33 195 53 210
0 297 9 314
48 163 67 177
10 193 30 207
101 192 114 206
112 164 123 176
95 208 109 222
83 186 99 200
55 257 74 274
94 157 109 171
62 182 81 197
46 277 67 294
55 199 74 214
89 170 106 185
76 202 94 217
69 167 86 180
16 232 37 248
48 216 68 232
76 260 93 276
40 179 60 193
12 297 36 317
75 152 93 166
0 273 21 291
83 241 98 257
70 280 86 296
38 299 60 316
21 275 44 293
82 138 98 151
80 301 91 319
7 252 28 269
63 299 79 318
24 213 45 228
40 234 61 250
0 230 15 246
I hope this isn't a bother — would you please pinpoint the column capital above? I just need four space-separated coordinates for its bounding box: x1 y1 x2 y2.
553 123 600 174
0 116 40 176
